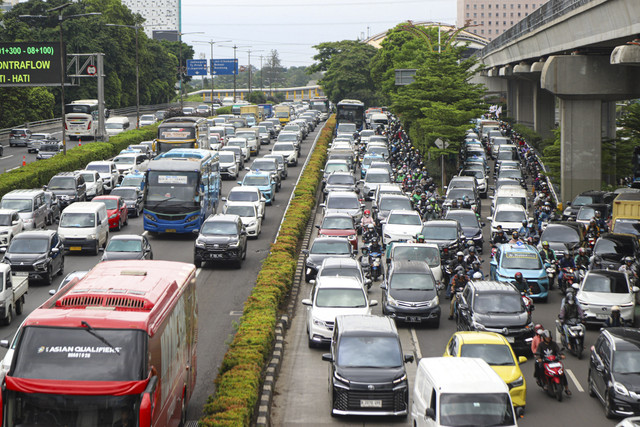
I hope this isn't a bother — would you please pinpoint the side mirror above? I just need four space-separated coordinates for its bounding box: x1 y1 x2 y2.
237 181 242 185
315 225 320 229
426 408 436 420
370 299 378 307
380 284 387 290
51 247 59 254
481 222 486 227
301 299 312 306
322 353 333 362
240 230 247 236
98 247 105 252
309 279 316 285
633 286 640 293
11 220 19 226
301 249 309 256
404 354 414 363
518 356 527 364
319 203 326 208
244 167 250 171
49 289 56 296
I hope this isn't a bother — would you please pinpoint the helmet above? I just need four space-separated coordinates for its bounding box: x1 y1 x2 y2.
462 195 469 201
625 256 634 264
522 220 528 225
564 251 571 257
364 210 370 215
612 305 621 313
416 188 422 194
595 210 602 217
534 323 544 332
578 247 585 255
514 272 523 281
367 224 374 230
455 265 465 274
512 231 519 238
566 293 575 305
417 234 425 242
472 261 480 269
426 205 433 211
469 246 476 253
542 241 549 247
472 271 483 280
456 251 464 257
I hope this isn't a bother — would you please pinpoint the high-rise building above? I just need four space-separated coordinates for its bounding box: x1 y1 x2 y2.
121 0 180 41
457 0 543 42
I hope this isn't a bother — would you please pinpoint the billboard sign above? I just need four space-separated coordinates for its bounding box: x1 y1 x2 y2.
186 59 208 76
210 59 238 75
0 42 62 86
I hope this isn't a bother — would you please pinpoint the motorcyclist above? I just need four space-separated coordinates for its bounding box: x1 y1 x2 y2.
467 261 484 279
558 292 585 351
492 225 509 245
539 241 557 264
594 210 607 232
411 187 423 205
535 330 571 395
448 266 469 320
574 247 590 270
449 251 469 276
618 257 638 284
361 209 375 230
415 234 425 244
513 272 534 294
605 306 624 327
461 195 472 209
558 252 576 285
518 220 528 236
368 238 382 255
526 223 539 241
585 219 601 239
508 231 522 244
362 224 378 244
423 204 438 221
531 325 545 384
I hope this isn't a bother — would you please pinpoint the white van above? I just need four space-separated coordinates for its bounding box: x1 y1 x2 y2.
492 185 529 214
370 113 389 128
0 189 47 230
58 202 109 255
105 116 131 136
412 357 518 427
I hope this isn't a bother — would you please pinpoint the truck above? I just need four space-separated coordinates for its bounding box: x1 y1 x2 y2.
240 105 260 126
275 105 292 125
0 263 28 325
259 103 273 118
611 192 640 240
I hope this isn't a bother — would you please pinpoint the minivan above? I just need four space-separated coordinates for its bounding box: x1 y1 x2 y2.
46 172 87 209
492 185 529 214
411 357 518 426
58 202 109 255
105 116 131 136
0 189 47 229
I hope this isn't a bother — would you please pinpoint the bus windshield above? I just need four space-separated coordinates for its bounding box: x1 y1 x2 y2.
146 171 199 204
158 127 196 141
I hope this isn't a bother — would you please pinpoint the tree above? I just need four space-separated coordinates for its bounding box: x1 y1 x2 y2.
262 50 286 92
247 91 266 104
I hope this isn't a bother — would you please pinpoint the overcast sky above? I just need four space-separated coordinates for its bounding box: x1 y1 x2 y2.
180 0 456 69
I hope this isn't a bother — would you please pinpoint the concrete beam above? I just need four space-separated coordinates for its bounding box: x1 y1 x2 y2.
541 55 640 100
499 65 513 78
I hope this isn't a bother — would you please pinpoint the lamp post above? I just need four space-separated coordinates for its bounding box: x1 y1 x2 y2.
19 4 101 155
194 39 230 104
177 32 204 108
240 48 263 95
105 23 141 128
221 44 250 102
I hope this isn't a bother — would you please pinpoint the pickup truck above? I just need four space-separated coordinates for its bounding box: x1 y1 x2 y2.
0 264 28 325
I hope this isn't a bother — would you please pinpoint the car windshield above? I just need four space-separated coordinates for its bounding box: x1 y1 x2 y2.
473 293 523 314
40 144 59 152
111 189 137 200
48 177 76 190
495 210 526 222
0 199 31 213
252 161 277 172
120 176 143 188
576 207 597 221
93 198 118 210
228 191 258 202
278 134 297 142
613 350 640 374
80 173 95 183
327 196 359 209
319 268 360 280
460 344 515 366
106 239 142 252
140 115 154 121
325 163 349 174
86 164 110 173
594 237 634 255
541 225 579 243
422 225 457 240
9 238 48 254
447 189 474 200
105 123 124 130
582 274 629 293
362 156 381 166
273 144 294 151
113 156 135 165
392 246 440 267
572 195 596 207
201 221 237 235
497 151 516 161
367 147 388 157
440 393 514 427
327 175 355 185
502 252 542 269
315 288 366 308
461 169 484 179
337 336 402 368
496 196 526 208
337 123 356 134
310 241 351 255
389 272 435 290
388 213 421 226
446 212 479 228
499 169 522 180
365 172 391 184
243 176 269 186
228 140 246 148
322 217 353 230
613 219 640 236
219 153 235 163
60 213 95 228
225 205 255 217
380 198 411 211
0 214 12 226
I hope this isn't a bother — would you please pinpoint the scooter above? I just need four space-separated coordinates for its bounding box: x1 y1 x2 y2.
539 355 566 402
556 318 586 359
559 267 578 294
368 246 383 281
544 260 558 289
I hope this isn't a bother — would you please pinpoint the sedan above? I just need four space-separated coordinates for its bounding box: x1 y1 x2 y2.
576 270 639 326
316 213 357 249
382 210 424 247
100 234 153 262
303 237 354 282
445 209 484 251
92 195 128 231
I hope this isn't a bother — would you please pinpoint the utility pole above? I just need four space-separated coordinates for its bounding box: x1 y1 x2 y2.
259 55 264 92
221 44 250 102
194 39 230 103
242 49 263 95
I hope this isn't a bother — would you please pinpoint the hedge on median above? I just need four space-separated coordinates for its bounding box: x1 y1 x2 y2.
200 115 336 426
0 126 158 199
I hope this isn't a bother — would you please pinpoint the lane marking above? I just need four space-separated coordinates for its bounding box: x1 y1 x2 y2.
1 155 14 160
410 328 423 360
195 268 201 277
7 166 19 172
566 369 584 392
230 311 243 316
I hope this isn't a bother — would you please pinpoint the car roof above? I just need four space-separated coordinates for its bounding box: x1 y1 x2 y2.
110 234 143 241
14 230 55 239
455 331 510 346
320 258 359 268
0 209 18 215
205 214 240 223
603 328 640 351
322 212 354 220
389 260 433 274
469 280 519 293
500 243 539 254
4 189 44 197
423 220 458 227
327 191 358 199
315 276 363 289
230 186 259 193
335 315 397 336
495 203 527 212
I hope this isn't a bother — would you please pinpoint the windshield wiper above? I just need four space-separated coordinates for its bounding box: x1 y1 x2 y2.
81 321 120 355
152 196 176 209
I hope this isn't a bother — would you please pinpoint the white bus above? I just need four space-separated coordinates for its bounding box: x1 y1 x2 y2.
64 99 99 140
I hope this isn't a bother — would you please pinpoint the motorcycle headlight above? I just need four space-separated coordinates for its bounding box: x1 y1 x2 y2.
614 381 630 396
509 376 524 388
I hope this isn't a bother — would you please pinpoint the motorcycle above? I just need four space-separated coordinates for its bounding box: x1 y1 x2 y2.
556 318 586 359
559 267 578 294
521 291 535 314
361 228 379 246
538 355 566 402
544 260 558 289
361 245 383 282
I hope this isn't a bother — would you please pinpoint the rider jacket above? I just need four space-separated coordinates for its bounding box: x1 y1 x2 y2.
540 248 557 263
574 255 590 269
559 303 584 323
536 340 563 361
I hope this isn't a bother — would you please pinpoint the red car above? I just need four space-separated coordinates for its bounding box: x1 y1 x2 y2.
316 213 358 249
92 195 128 231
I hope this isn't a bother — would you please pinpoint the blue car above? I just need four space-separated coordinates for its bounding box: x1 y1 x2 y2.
239 171 276 205
490 242 550 301
360 154 385 179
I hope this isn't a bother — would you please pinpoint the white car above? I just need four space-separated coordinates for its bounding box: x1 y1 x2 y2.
0 209 23 248
227 137 250 161
576 270 639 326
362 168 392 201
223 186 266 220
223 202 262 238
112 153 149 179
382 209 424 246
77 170 104 200
301 276 377 347
85 161 119 191
139 114 157 126
271 142 298 166
489 203 529 236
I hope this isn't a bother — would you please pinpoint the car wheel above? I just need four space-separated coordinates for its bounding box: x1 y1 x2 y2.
93 240 100 256
588 370 596 397
45 267 53 286
15 297 24 315
115 219 121 231
58 257 64 275
124 215 128 226
2 308 12 326
604 391 615 418
242 243 247 260
193 256 202 268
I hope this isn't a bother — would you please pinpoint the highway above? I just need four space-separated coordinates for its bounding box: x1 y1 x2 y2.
271 151 626 426
0 118 327 422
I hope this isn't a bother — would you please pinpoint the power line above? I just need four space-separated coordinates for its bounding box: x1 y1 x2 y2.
185 0 444 8
185 19 456 27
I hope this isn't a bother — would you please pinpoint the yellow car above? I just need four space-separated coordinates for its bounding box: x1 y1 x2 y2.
443 331 527 411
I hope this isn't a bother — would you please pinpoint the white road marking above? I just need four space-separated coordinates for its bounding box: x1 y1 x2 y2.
7 166 19 172
555 328 561 344
1 155 14 160
229 311 243 316
566 369 584 392
410 328 423 360
196 268 201 277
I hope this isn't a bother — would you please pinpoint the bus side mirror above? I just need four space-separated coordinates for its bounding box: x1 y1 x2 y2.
138 375 158 427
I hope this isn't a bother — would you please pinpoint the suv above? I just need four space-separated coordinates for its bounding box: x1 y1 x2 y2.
455 280 534 354
9 128 31 147
193 214 248 268
1 230 64 285
563 190 616 220
322 315 414 417
85 161 119 191
588 327 640 418
381 260 441 327
490 243 549 301
46 172 87 209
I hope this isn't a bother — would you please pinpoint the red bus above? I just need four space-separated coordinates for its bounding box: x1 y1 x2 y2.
0 260 198 427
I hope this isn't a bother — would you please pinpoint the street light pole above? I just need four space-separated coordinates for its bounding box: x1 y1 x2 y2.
221 44 250 102
105 24 141 128
194 39 231 104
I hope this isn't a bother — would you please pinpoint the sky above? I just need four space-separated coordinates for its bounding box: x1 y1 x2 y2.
179 0 456 69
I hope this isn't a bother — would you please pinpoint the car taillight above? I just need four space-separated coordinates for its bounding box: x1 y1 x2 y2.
88 122 91 130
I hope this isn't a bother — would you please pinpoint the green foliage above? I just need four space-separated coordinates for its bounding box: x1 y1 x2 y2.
215 106 232 115
311 41 380 106
0 87 55 126
246 91 266 105
200 116 336 426
619 102 640 141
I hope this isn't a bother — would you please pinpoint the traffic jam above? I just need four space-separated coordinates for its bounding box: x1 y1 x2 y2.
294 102 640 426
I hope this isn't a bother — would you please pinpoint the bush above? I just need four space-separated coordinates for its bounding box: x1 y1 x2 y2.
215 106 232 115
200 116 336 426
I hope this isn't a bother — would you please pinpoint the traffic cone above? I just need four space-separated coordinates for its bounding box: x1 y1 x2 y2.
78 137 82 147
22 156 26 167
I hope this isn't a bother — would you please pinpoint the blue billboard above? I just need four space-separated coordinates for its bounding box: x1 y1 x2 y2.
187 59 208 76
211 59 238 75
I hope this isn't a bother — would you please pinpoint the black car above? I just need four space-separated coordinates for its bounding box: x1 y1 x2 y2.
563 190 616 220
1 230 64 285
45 171 87 209
591 233 640 270
445 209 485 252
322 315 414 417
194 214 247 268
588 327 640 418
442 187 480 212
381 260 441 327
538 221 585 257
100 234 153 262
456 281 534 355
110 186 143 217
419 220 465 260
303 237 354 282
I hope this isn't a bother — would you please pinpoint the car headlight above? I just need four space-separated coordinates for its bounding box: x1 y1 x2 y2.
614 381 630 396
472 320 486 331
334 371 350 385
429 295 439 307
313 318 330 328
0 231 8 235
109 213 118 219
387 294 399 307
393 374 407 385
34 260 48 270
510 376 524 388
88 234 96 240
195 239 206 249
248 221 256 227
620 302 634 308
229 240 240 248
348 234 356 240
23 218 33 223
0 300 5 307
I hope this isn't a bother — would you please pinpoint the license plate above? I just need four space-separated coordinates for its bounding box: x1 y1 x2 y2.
360 400 382 408
406 316 421 323
165 229 176 233
596 314 608 319
69 246 82 251
12 271 28 277
506 336 515 343
548 362 562 368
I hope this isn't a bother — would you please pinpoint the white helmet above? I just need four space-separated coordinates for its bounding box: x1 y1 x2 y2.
472 271 483 280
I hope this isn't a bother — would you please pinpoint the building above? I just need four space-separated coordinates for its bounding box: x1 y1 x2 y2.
121 0 180 41
456 0 543 42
